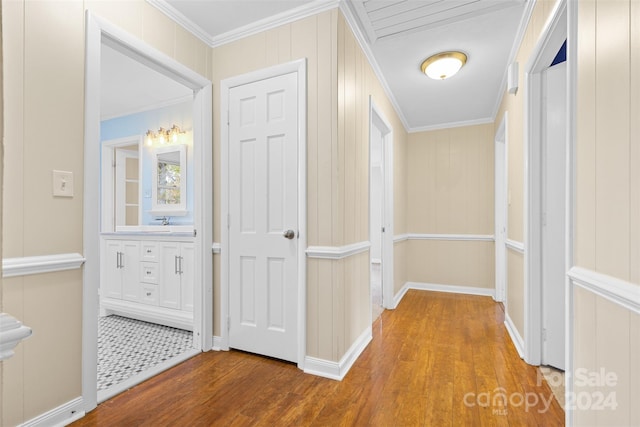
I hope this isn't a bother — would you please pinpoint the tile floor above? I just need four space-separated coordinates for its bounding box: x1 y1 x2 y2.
97 315 193 391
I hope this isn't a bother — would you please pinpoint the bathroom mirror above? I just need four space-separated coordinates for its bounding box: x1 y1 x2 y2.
150 144 187 216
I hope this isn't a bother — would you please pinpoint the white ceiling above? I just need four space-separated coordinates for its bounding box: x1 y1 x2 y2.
104 0 529 131
101 44 192 120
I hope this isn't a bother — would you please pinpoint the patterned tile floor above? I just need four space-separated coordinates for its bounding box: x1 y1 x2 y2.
97 315 193 391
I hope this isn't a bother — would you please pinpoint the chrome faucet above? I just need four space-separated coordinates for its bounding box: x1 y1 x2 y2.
159 216 170 226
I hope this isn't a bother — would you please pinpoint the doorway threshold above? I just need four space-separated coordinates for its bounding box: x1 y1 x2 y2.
97 349 199 404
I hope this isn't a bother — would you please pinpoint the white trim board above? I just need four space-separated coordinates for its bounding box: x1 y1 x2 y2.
504 313 525 359
18 397 84 427
393 234 409 243
303 326 372 381
0 313 32 361
405 282 495 298
2 253 85 278
569 267 640 315
306 241 370 260
408 233 495 242
148 0 341 48
505 239 525 254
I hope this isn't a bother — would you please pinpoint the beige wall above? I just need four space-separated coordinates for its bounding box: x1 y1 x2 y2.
1 0 210 425
494 0 557 339
405 124 494 289
573 0 640 424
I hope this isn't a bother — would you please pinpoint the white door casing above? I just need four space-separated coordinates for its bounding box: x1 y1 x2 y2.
227 70 301 363
523 0 567 366
84 11 213 411
541 61 567 370
370 122 384 320
495 113 508 304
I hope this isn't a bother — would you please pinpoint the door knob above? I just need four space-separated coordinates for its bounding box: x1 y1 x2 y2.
283 229 295 240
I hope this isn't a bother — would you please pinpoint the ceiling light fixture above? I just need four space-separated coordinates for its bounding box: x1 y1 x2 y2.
421 51 468 80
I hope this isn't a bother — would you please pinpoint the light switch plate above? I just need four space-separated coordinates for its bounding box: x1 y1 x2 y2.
53 170 74 197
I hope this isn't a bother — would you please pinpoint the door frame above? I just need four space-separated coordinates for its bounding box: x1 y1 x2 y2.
523 0 567 366
369 98 394 310
83 11 213 412
220 59 307 368
494 112 508 304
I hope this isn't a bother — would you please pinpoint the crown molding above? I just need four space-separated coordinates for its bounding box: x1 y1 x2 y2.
409 116 495 133
147 0 341 48
339 1 411 132
146 0 213 46
490 0 537 122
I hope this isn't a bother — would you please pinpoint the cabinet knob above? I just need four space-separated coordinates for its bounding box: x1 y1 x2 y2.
146 292 152 297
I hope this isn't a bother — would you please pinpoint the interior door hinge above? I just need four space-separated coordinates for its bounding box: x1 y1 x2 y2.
227 110 230 126
382 227 385 233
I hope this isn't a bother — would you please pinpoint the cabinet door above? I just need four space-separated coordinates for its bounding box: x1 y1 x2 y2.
121 240 140 302
180 243 195 312
102 240 123 299
159 242 181 309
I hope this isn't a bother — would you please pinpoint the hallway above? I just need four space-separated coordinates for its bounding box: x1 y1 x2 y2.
73 290 564 426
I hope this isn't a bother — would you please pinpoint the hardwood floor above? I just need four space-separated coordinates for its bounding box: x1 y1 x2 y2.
72 290 564 426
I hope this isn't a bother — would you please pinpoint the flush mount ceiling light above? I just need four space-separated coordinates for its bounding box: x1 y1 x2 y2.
421 51 468 80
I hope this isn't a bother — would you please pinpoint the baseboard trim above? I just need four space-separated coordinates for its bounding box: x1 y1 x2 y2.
212 335 226 351
569 266 640 315
304 326 372 381
393 282 410 308
405 282 495 298
18 397 84 427
3 253 85 278
101 299 193 331
504 313 525 359
408 233 495 242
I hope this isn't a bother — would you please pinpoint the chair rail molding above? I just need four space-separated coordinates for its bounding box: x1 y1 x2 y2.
2 252 86 278
408 233 495 242
568 266 640 315
505 239 525 254
306 241 371 260
0 313 33 360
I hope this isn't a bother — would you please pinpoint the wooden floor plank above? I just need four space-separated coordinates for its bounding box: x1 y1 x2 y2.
72 290 564 426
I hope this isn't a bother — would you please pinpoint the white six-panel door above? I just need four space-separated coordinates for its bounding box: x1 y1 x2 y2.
228 71 299 362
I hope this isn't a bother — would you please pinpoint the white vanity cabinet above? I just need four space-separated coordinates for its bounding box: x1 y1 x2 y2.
100 235 194 330
159 242 194 312
102 240 140 301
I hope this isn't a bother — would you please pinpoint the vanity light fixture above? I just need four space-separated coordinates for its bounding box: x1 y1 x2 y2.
421 51 467 80
145 125 185 146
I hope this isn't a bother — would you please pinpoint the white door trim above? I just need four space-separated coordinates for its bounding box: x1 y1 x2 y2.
523 0 567 366
494 112 508 304
220 59 307 368
369 98 395 310
83 11 213 412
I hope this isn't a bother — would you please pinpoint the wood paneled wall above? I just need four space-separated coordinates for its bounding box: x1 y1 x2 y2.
573 0 640 425
406 124 494 290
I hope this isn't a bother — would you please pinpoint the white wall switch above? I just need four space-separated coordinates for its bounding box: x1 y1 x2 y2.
52 170 74 197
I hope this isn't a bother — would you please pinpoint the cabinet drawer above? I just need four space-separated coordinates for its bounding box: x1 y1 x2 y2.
141 242 159 261
140 284 159 306
140 262 159 284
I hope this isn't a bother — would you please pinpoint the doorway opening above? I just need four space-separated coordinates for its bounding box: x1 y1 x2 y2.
84 12 212 412
369 99 394 313
524 0 567 370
